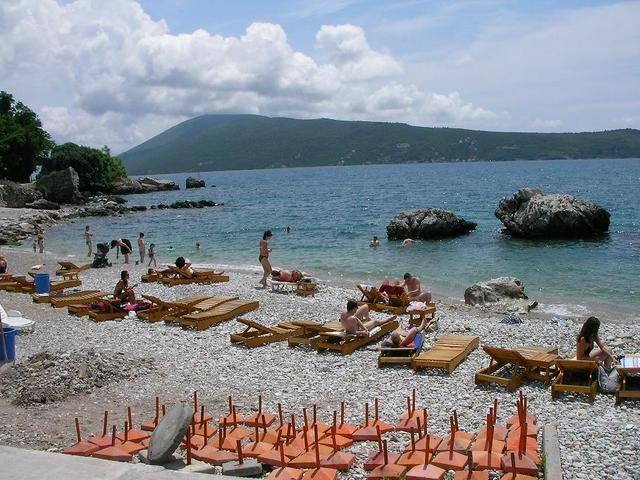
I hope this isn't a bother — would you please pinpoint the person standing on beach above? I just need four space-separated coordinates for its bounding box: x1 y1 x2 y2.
259 230 273 288
111 238 132 264
148 243 157 267
138 233 146 264
37 230 44 253
85 225 94 257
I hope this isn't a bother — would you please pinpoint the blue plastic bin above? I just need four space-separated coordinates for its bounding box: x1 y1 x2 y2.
0 326 16 362
34 273 50 294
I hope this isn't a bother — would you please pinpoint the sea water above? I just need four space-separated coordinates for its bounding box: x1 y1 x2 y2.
44 158 640 318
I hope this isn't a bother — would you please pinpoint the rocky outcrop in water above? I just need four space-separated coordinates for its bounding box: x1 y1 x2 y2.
150 200 222 209
36 167 82 204
185 177 205 188
25 199 60 210
0 181 43 207
495 188 610 238
386 208 477 240
112 176 179 194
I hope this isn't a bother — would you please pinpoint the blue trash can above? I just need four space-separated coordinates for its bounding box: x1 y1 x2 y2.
34 273 50 294
0 326 16 362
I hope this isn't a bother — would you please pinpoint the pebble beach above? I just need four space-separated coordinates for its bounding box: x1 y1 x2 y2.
0 247 639 479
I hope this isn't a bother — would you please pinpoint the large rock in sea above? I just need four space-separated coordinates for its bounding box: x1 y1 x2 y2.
495 188 610 238
36 167 82 204
386 208 477 240
464 277 527 305
0 181 43 207
185 177 205 189
112 177 179 194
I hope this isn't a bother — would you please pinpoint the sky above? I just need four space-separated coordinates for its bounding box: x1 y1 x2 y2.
1 0 639 153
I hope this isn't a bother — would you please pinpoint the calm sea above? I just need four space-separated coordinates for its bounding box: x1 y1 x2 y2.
44 159 640 318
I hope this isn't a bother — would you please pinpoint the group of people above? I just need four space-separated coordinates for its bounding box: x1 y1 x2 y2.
369 236 416 247
84 226 157 267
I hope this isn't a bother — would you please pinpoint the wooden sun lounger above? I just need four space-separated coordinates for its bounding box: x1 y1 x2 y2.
378 329 428 367
230 318 304 348
356 284 409 315
474 345 559 391
287 320 344 347
6 276 81 294
159 265 229 286
33 289 100 306
311 319 399 356
412 335 479 373
551 359 598 400
179 299 259 331
138 294 213 322
56 261 91 276
162 296 239 324
87 299 129 322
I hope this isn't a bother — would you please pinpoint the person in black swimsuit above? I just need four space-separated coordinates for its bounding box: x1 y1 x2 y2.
576 316 615 368
259 230 272 288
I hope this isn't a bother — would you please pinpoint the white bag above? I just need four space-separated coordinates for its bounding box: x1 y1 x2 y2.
597 365 618 394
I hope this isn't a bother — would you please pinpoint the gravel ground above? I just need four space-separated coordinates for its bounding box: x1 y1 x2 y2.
0 248 638 479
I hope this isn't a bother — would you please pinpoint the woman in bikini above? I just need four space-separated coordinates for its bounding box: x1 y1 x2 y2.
382 315 431 347
576 316 615 368
259 230 273 288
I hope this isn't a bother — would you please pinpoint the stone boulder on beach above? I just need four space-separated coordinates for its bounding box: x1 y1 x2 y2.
25 199 60 210
464 277 527 305
386 208 477 240
0 181 43 207
185 177 205 189
36 167 82 204
495 187 610 238
112 176 179 194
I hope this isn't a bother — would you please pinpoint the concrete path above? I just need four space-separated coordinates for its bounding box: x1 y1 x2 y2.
0 445 246 480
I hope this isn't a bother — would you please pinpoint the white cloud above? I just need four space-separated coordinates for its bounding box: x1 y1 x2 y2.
0 0 497 152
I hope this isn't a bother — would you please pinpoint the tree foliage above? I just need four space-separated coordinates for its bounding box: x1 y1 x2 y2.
42 143 128 193
0 91 54 182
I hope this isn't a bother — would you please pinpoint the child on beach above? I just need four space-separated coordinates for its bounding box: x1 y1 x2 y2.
148 243 157 267
37 231 44 253
138 233 145 264
85 226 93 257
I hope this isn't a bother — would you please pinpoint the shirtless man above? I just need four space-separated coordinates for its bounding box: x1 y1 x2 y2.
401 272 432 303
340 300 396 336
85 226 93 257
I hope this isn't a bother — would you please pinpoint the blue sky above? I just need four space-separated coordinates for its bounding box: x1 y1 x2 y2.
2 0 638 151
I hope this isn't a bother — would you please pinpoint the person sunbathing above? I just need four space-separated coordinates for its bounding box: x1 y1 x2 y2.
114 270 136 304
576 316 615 368
382 316 431 348
340 300 396 336
401 272 432 303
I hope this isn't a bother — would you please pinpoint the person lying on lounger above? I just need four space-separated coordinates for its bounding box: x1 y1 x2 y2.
340 300 396 337
382 316 431 347
114 270 136 304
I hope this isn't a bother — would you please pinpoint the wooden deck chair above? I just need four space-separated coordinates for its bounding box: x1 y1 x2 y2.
33 289 99 305
159 265 229 286
357 284 383 303
0 275 28 291
162 296 239 324
287 320 344 347
412 335 480 373
516 346 559 383
475 347 530 391
138 294 212 323
87 299 129 322
551 359 598 400
378 329 428 367
56 261 91 276
357 284 409 315
311 319 399 356
179 299 260 331
230 318 304 348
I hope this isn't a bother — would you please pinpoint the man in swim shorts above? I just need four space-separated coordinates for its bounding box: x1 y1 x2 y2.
340 299 396 336
401 272 432 303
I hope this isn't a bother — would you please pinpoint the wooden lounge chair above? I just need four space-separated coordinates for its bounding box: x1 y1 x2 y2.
138 294 213 323
35 289 100 306
412 335 479 373
159 265 229 286
230 318 304 348
56 261 91 276
162 296 240 324
311 319 399 356
378 330 427 367
356 284 409 315
287 320 344 348
474 346 559 391
6 276 81 294
179 299 260 331
551 359 598 400
87 299 129 322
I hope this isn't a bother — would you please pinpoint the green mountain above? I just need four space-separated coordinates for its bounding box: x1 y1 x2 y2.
119 114 640 174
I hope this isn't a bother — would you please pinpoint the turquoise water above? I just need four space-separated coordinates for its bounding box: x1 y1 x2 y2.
45 159 639 312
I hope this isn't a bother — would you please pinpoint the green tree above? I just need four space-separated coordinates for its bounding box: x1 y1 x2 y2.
0 91 54 182
42 142 128 193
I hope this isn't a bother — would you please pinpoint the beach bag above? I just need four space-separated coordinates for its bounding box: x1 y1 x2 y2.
597 365 618 393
